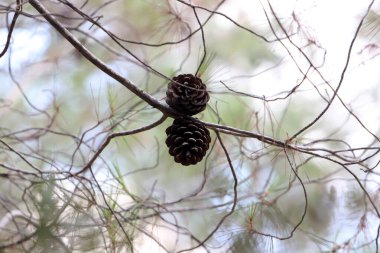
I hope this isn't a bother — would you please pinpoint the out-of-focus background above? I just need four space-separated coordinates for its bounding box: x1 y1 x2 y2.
1 0 380 252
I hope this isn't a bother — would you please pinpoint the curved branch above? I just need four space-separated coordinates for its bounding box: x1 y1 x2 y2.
276 0 376 141
28 0 177 116
0 0 21 58
73 114 168 176
178 130 238 252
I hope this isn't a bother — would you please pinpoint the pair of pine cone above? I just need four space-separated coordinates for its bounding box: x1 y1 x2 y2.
165 74 211 166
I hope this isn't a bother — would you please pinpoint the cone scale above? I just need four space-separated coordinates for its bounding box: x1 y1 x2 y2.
165 118 211 166
165 74 209 116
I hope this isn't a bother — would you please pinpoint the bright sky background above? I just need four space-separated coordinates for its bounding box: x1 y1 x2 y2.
0 0 380 252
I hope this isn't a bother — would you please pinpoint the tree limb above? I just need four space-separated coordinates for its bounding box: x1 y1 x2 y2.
28 0 177 116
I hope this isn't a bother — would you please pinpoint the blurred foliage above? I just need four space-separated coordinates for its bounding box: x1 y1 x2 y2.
0 0 379 252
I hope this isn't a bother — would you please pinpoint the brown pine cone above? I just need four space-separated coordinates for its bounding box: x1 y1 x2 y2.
165 118 211 166
165 74 210 115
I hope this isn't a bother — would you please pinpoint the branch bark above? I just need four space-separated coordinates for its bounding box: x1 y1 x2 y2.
28 0 177 117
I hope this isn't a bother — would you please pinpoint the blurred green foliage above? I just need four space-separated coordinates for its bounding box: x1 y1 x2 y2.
0 0 378 252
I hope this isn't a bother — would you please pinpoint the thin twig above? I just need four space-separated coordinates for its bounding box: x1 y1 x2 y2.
0 0 21 58
74 114 167 176
193 7 207 76
178 130 238 252
28 0 176 116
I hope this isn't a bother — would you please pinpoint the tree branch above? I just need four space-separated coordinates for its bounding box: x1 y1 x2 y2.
28 0 177 116
73 114 168 176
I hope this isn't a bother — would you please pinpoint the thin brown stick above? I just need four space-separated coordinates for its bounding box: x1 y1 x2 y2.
74 114 167 176
178 130 238 252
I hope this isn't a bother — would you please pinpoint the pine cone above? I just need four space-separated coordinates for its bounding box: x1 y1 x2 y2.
165 118 211 166
165 74 210 115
